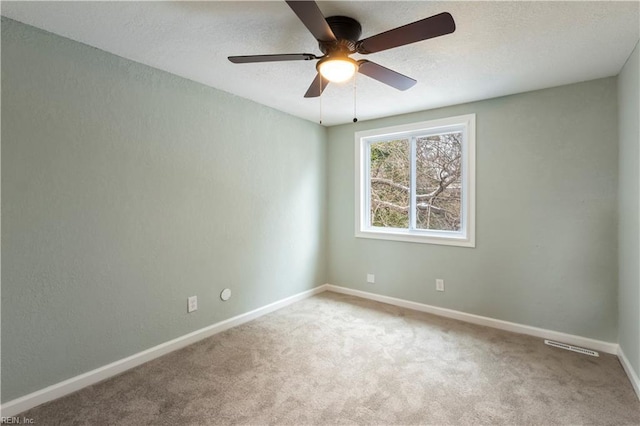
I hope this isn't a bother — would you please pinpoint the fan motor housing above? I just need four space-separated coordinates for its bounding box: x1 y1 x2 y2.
319 16 362 54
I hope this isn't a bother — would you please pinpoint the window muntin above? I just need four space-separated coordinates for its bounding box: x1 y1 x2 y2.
356 114 475 247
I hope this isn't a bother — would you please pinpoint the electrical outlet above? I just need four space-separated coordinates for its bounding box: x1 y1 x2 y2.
436 279 445 292
188 296 198 313
367 273 375 284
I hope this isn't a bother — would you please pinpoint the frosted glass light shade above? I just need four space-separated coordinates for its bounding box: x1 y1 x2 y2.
318 58 357 83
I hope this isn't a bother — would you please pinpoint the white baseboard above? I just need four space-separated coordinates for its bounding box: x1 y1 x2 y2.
2 283 630 417
618 346 640 401
0 285 327 418
324 284 619 355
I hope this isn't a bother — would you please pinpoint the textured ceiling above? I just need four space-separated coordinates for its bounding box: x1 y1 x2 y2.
2 1 639 126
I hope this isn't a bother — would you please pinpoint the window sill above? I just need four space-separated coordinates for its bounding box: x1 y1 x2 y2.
355 228 475 247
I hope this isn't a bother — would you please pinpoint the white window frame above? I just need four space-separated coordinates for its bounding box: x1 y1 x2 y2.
355 114 476 247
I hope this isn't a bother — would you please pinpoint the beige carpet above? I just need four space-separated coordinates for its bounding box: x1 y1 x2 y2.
18 292 640 425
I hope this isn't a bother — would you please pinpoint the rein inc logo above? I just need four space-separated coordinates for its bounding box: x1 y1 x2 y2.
1 417 34 424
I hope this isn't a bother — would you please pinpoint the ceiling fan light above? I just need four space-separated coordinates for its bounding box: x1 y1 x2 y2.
318 57 357 83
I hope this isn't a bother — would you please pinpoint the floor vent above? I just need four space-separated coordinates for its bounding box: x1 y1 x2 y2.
544 339 599 357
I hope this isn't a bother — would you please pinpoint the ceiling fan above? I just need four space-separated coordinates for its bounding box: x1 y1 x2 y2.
228 1 456 98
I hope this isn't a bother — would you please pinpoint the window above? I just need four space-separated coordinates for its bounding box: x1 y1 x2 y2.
355 114 475 247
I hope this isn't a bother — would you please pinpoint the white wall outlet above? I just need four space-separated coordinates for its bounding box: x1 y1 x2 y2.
367 273 375 284
436 279 445 292
188 296 198 313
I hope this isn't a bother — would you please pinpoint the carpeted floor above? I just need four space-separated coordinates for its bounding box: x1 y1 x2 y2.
18 292 640 425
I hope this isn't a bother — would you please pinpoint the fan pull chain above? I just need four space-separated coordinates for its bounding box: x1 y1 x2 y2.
353 73 358 123
319 77 323 125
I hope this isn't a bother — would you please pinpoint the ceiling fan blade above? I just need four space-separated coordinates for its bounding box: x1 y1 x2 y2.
228 53 318 64
304 73 330 98
286 1 336 42
356 12 455 54
357 60 417 91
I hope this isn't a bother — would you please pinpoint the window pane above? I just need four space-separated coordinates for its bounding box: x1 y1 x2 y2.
415 132 462 231
369 139 410 228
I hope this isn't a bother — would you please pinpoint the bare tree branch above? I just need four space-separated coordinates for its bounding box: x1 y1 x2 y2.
416 189 440 200
372 199 454 216
416 203 455 216
371 178 409 192
372 178 444 200
372 199 409 212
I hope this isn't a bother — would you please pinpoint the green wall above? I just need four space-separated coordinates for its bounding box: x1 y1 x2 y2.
1 18 327 402
327 78 619 342
618 41 640 377
1 15 634 405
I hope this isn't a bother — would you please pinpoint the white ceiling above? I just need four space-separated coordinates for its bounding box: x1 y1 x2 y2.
2 1 639 126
